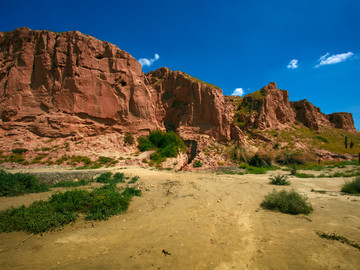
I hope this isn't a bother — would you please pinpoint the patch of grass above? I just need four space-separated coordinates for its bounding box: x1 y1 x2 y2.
128 176 139 184
299 164 326 171
269 175 290 186
183 72 221 90
0 170 49 197
260 189 313 215
0 186 141 234
96 156 118 166
316 231 360 251
193 160 203 168
294 173 316 178
315 136 329 143
51 179 91 188
341 177 360 194
246 166 268 174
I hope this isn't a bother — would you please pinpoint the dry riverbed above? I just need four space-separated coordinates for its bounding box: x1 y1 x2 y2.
0 167 359 269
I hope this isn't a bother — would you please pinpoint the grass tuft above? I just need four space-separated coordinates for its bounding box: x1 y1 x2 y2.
269 175 290 186
341 177 360 194
261 189 313 215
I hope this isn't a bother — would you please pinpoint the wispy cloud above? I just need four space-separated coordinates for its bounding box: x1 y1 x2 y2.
315 52 354 68
231 88 245 96
138 53 160 67
287 59 298 69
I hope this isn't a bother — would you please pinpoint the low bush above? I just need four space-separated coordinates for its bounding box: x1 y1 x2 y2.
138 130 185 164
0 170 49 197
128 176 139 184
95 172 127 184
11 148 28 154
193 160 203 168
0 186 141 233
113 172 125 183
269 175 290 186
341 177 360 194
95 172 113 183
260 189 313 215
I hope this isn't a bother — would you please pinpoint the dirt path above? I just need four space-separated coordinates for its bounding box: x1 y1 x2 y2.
0 167 359 269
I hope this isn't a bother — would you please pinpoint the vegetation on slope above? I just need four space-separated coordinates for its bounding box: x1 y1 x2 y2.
138 130 186 164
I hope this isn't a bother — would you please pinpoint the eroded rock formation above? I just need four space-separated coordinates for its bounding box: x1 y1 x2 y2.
0 27 162 137
0 27 357 145
233 82 356 132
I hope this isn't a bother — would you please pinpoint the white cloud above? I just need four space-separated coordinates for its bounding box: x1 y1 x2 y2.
231 88 245 96
315 52 354 68
138 53 160 67
287 59 298 69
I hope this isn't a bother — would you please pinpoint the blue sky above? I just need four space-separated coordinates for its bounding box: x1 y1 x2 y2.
1 0 359 129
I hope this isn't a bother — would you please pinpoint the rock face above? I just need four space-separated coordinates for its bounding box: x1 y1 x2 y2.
146 67 236 141
234 82 296 129
0 27 162 137
233 82 357 132
0 28 357 144
291 99 329 130
328 112 356 131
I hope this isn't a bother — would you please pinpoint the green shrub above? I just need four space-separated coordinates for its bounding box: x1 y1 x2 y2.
113 172 125 183
95 172 113 183
341 177 360 194
139 130 185 164
11 148 28 154
124 133 135 145
0 170 49 197
128 176 140 184
260 189 313 215
269 175 290 186
193 160 203 168
0 186 141 233
138 136 155 151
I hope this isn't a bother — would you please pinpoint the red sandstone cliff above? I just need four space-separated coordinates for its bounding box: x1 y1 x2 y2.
146 67 239 141
0 28 357 144
232 82 356 132
0 27 163 137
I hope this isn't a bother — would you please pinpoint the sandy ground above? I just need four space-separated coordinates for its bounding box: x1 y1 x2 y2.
0 167 359 269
